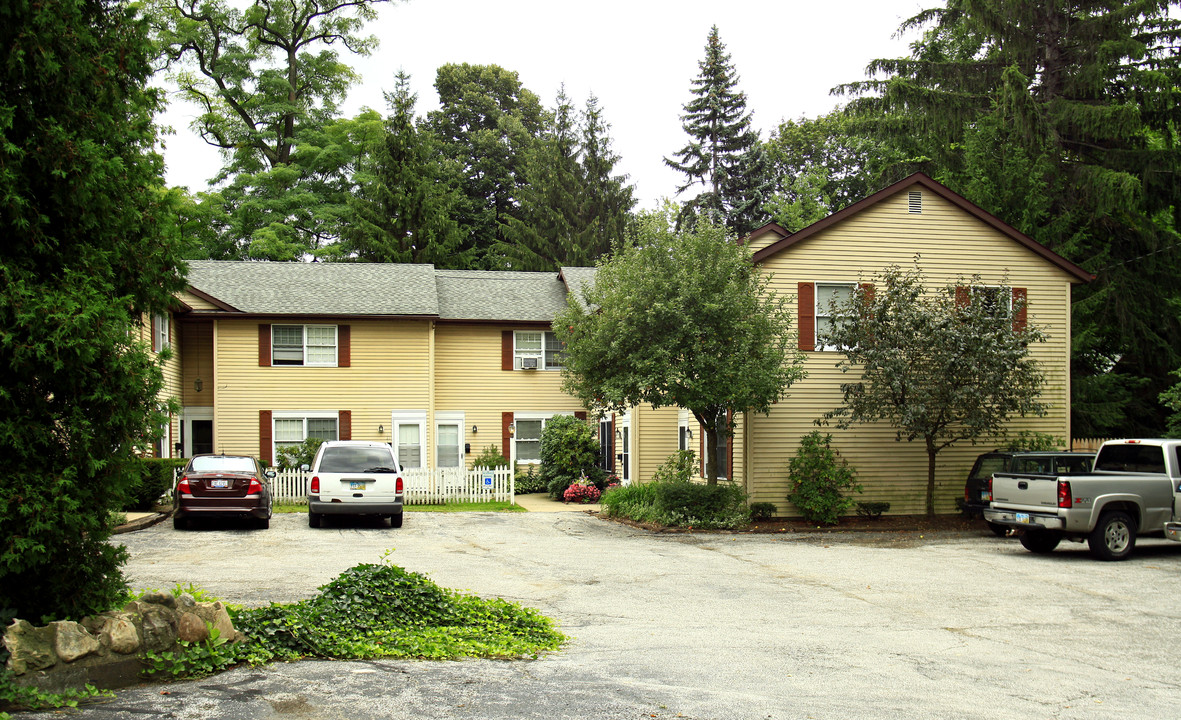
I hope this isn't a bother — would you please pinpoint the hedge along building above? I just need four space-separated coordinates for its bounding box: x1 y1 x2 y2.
618 173 1091 514
153 263 593 472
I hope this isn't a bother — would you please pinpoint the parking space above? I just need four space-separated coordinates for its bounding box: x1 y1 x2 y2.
41 513 1181 719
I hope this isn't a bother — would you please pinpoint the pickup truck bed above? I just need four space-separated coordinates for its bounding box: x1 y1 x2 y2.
984 439 1181 560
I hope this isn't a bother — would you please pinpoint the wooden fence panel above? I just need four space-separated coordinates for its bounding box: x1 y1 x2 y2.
266 466 513 506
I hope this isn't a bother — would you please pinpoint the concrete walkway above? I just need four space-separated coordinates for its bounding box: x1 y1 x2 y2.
513 492 600 513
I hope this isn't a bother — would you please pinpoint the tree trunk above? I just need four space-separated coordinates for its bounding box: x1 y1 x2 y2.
925 436 937 518
704 421 719 486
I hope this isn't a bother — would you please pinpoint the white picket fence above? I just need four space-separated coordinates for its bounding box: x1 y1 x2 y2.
267 466 514 506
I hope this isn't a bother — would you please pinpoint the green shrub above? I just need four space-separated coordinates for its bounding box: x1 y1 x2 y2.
652 450 696 484
122 458 186 511
786 431 862 525
539 415 603 499
600 450 749 530
276 437 324 470
514 464 547 494
749 502 777 520
1002 431 1062 452
471 445 509 468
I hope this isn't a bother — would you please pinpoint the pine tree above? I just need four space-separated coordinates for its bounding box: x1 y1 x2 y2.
339 72 467 266
836 0 1181 436
498 88 585 270
572 94 635 265
665 25 769 234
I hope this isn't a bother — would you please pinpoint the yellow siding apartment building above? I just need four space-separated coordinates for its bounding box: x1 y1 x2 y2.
151 174 1091 514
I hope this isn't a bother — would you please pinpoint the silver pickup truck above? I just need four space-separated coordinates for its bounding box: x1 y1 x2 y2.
984 439 1181 560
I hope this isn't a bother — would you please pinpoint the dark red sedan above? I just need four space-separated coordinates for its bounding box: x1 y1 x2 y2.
173 454 274 530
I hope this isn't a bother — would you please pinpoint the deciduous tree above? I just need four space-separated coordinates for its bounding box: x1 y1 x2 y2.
555 209 806 483
1 0 186 620
821 264 1048 516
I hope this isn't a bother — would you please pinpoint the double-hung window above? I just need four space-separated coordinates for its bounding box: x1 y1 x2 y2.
514 419 543 462
273 414 338 463
971 286 1011 317
815 283 856 351
514 331 564 370
273 325 337 366
153 313 170 353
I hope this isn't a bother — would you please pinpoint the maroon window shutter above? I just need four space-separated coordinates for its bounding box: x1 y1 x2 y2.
339 410 352 441
798 282 815 351
1012 288 1028 332
859 282 875 308
338 325 351 367
954 286 970 309
502 331 514 371
502 412 513 457
258 324 271 367
575 411 587 422
259 411 273 466
699 421 706 476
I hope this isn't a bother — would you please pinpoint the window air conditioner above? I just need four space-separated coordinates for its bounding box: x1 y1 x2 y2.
521 356 539 370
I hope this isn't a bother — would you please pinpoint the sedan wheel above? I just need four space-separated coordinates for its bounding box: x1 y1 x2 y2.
172 516 188 531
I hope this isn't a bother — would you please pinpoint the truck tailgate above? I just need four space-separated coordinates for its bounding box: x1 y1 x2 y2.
991 472 1060 510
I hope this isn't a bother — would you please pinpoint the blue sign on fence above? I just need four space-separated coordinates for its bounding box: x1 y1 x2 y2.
483 473 493 487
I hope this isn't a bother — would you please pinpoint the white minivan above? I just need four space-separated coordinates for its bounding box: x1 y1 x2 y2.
305 440 404 528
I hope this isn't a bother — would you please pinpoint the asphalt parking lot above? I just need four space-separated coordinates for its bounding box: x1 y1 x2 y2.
29 512 1181 719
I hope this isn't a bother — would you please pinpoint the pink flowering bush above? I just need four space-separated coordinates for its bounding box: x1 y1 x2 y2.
563 481 601 504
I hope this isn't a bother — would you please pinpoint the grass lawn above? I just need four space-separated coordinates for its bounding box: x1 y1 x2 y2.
273 501 525 514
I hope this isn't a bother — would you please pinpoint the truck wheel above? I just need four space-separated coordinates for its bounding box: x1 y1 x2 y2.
389 512 403 529
1019 530 1061 554
986 521 1009 537
1088 511 1136 561
308 511 322 529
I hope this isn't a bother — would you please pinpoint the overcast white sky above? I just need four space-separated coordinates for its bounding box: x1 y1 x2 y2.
158 0 927 210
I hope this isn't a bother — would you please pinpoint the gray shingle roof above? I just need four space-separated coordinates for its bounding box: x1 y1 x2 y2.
184 261 598 322
186 261 440 316
435 270 571 322
558 266 598 311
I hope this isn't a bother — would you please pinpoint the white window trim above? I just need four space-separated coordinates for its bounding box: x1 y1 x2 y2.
511 411 574 465
391 410 427 470
617 412 631 485
677 408 692 452
153 312 170 353
513 330 563 371
815 282 858 352
272 324 338 367
434 411 466 469
272 410 339 466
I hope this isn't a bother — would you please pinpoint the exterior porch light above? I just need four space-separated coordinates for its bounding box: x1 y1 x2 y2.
508 423 515 437
472 425 477 435
378 424 385 435
193 377 203 392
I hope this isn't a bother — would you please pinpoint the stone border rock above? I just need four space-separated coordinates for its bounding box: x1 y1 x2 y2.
3 592 242 694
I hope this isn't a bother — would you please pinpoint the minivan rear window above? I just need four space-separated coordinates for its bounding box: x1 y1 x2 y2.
319 446 397 473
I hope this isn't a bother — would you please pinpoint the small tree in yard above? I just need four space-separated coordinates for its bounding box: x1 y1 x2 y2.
822 264 1048 516
787 432 861 525
539 415 603 499
555 208 807 484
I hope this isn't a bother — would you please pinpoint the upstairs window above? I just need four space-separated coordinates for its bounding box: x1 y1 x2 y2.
152 312 170 353
514 330 564 370
815 283 856 351
273 325 337 366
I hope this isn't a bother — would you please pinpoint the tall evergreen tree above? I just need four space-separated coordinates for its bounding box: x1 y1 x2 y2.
498 87 584 270
573 94 635 265
498 90 636 271
1 0 186 620
338 72 467 265
836 0 1181 436
427 63 545 269
665 25 770 235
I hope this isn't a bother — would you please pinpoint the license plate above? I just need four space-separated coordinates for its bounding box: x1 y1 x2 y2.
210 479 229 489
349 481 366 490
1016 512 1030 524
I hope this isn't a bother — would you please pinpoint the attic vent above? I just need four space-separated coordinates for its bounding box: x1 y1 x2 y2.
908 191 922 214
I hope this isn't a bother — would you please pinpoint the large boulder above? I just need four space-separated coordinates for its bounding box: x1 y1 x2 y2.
4 619 56 675
48 621 100 663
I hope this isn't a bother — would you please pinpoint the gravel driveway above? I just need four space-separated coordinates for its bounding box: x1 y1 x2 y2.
26 511 1181 719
